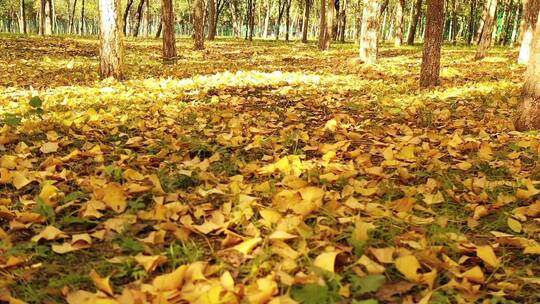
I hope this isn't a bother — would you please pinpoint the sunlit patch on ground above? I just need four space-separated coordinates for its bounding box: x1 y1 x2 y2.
1 35 539 304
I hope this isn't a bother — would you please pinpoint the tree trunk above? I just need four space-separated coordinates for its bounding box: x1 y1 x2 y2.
511 2 522 45
408 0 423 45
249 0 255 40
123 0 134 35
420 0 445 87
285 0 291 40
476 0 490 43
230 0 241 37
193 0 205 49
69 0 78 34
338 0 347 42
395 0 405 46
263 0 272 37
467 0 476 45
162 0 177 57
500 0 514 45
132 0 146 36
50 0 56 33
155 18 162 38
515 16 540 130
99 0 124 79
19 0 26 34
276 0 286 39
302 0 311 42
39 0 46 34
318 0 335 50
475 0 498 60
81 0 85 35
207 0 217 39
44 0 52 34
359 0 380 63
451 0 458 44
518 0 540 63
379 0 389 16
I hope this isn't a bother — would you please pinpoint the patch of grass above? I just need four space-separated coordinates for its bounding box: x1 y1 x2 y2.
476 161 511 180
165 241 204 269
158 171 200 192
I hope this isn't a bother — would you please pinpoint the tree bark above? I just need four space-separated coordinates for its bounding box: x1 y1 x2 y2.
19 0 26 34
515 16 540 130
207 0 217 39
338 0 347 42
475 0 498 60
133 0 146 36
123 0 134 35
230 0 241 37
99 0 124 79
379 0 389 16
285 0 291 40
44 0 52 34
420 0 444 87
451 0 458 44
249 0 255 40
467 0 476 45
408 0 423 45
162 0 177 57
518 0 540 63
359 0 380 63
81 0 86 35
318 0 335 50
395 0 405 46
69 0 78 34
500 0 514 45
510 2 522 45
39 0 46 35
263 0 272 38
155 18 162 38
302 0 312 42
193 0 205 49
276 0 287 39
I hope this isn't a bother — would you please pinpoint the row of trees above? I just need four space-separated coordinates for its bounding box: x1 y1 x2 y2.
0 0 538 45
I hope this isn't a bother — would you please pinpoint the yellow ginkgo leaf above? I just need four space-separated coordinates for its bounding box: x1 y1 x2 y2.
134 254 168 273
507 217 522 233
12 172 31 190
31 225 67 242
313 251 340 273
40 142 59 154
89 269 114 296
268 230 297 240
39 183 59 207
99 183 127 213
395 255 420 281
153 265 187 291
232 237 262 255
476 245 500 268
462 266 485 283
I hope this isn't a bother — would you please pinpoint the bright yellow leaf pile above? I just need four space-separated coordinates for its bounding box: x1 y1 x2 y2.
1 36 539 304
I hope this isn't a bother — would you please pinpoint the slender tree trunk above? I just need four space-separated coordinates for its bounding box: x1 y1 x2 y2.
50 0 56 33
318 0 335 49
155 18 162 38
515 16 540 130
476 0 490 43
123 0 134 35
500 0 514 45
518 0 540 63
142 0 149 36
193 0 205 49
276 0 286 39
39 0 45 34
249 0 255 40
162 0 177 57
451 0 458 44
475 0 498 60
230 0 241 37
207 0 217 39
44 0 52 34
379 0 389 16
511 3 522 45
80 0 85 35
359 0 381 63
420 0 445 87
467 0 476 45
19 0 26 34
285 0 291 40
132 0 146 36
395 0 405 46
302 0 312 42
339 0 347 42
69 0 78 34
408 0 423 45
99 0 124 79
263 0 272 37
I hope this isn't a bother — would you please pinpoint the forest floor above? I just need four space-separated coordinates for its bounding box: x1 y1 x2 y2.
0 35 539 304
